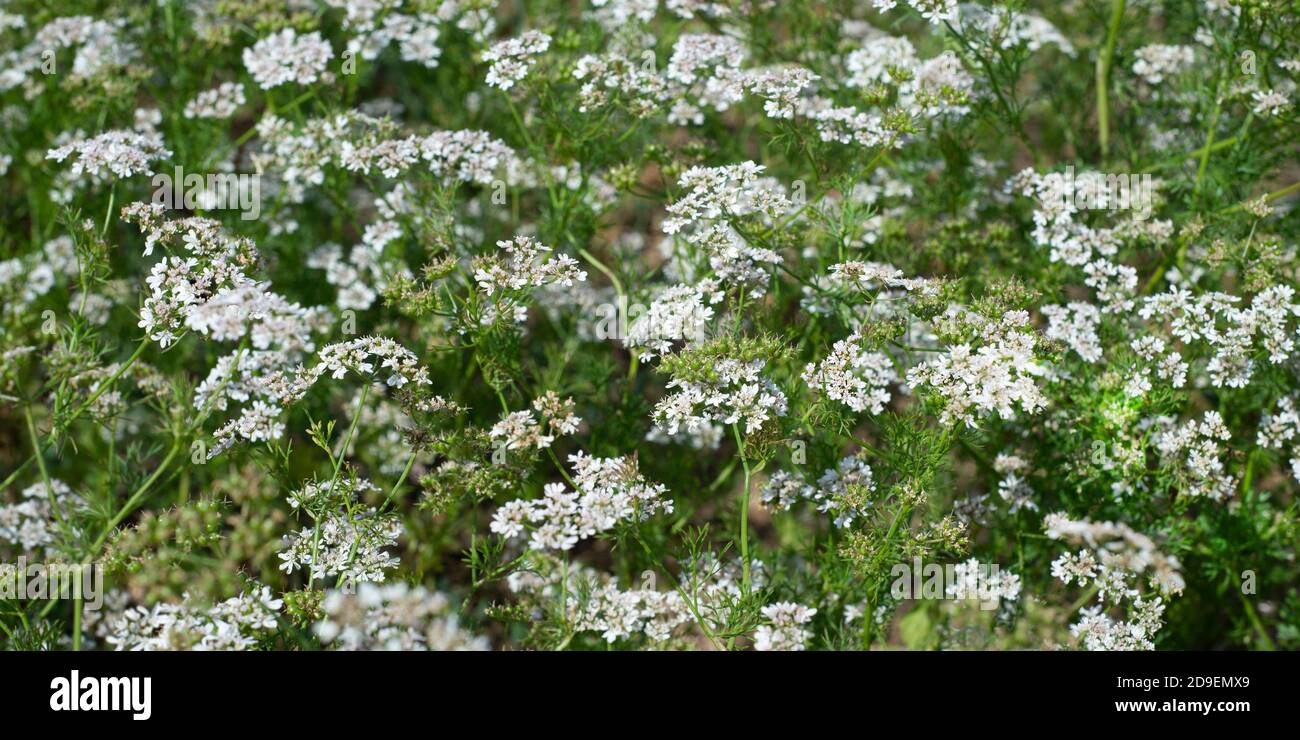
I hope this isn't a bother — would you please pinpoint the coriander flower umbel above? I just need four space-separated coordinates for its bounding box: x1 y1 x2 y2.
1152 411 1237 502
753 601 817 651
124 204 320 350
624 280 723 361
489 392 582 451
474 235 587 296
324 1 445 69
825 260 938 295
0 480 82 555
1041 302 1103 363
307 242 410 311
572 52 671 116
1045 512 1181 651
572 576 694 644
1070 598 1167 651
946 559 1023 607
802 328 899 414
654 357 789 436
1 16 135 92
1044 513 1184 597
1138 286 1300 389
906 308 1046 428
662 161 793 235
47 129 171 180
123 205 262 348
1257 396 1300 484
1131 44 1195 86
183 81 248 119
315 583 488 651
483 30 551 90
662 162 792 296
665 33 748 87
763 456 877 528
274 336 432 402
279 477 402 584
743 65 820 119
1251 88 1291 117
419 129 520 185
490 452 672 552
103 586 283 651
242 28 333 89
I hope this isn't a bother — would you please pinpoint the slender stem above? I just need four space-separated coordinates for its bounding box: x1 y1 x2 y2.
1194 75 1225 196
64 338 149 430
546 447 578 488
1239 590 1276 651
72 596 82 651
1141 135 1237 173
0 456 35 492
100 182 116 237
1096 0 1126 161
577 247 624 301
1068 584 1101 613
72 442 183 570
558 552 570 648
24 406 65 525
378 450 419 514
312 383 371 587
731 424 753 594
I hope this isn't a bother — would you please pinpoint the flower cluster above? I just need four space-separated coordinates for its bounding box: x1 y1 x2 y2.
763 456 876 528
279 477 403 584
654 357 789 436
242 29 333 89
1046 512 1184 650
0 480 81 555
102 586 282 651
491 453 672 551
3 0 1298 656
753 602 817 651
314 583 488 651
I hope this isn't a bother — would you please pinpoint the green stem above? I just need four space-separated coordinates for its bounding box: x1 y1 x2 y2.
1239 591 1276 651
1194 75 1225 197
378 450 419 514
577 247 624 300
310 384 371 587
0 456 35 492
72 596 81 651
558 552 570 648
91 443 181 553
64 338 149 430
546 447 578 488
731 424 754 594
1096 0 1126 161
100 182 116 237
24 406 65 526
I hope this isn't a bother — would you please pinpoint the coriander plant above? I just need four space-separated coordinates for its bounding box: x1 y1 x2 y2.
1 0 1298 651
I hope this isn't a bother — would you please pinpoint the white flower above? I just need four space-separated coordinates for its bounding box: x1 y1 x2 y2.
1251 88 1290 117
280 478 402 583
315 583 488 650
490 453 672 552
754 602 816 651
103 586 283 651
1132 44 1195 86
483 30 551 90
47 129 171 180
624 280 722 361
803 329 898 414
654 357 789 436
907 309 1046 427
242 29 333 89
183 82 248 119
